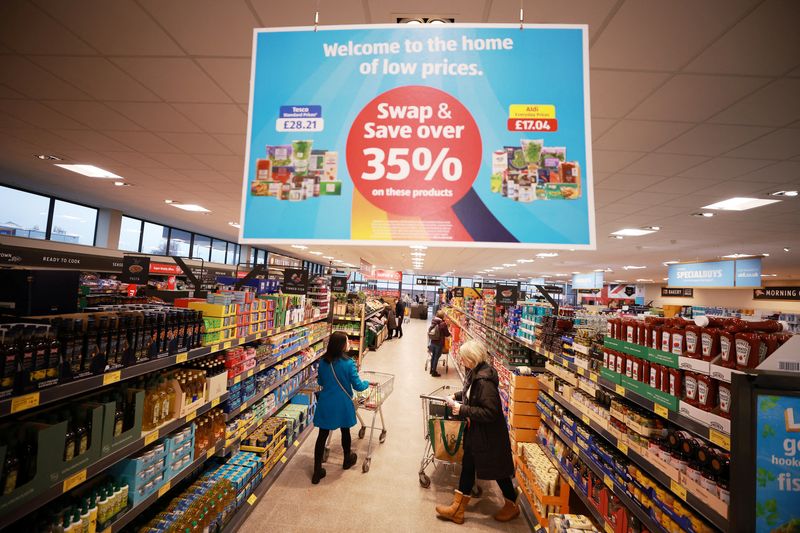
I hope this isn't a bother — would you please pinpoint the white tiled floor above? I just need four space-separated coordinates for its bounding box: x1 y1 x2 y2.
239 319 532 533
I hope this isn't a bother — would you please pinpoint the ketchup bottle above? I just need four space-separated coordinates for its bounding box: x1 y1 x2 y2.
684 323 701 359
696 373 717 412
649 364 661 389
661 328 671 353
671 326 686 356
651 326 662 350
700 328 720 362
735 332 761 370
717 379 731 419
683 372 698 405
668 368 682 398
719 329 736 368
637 322 647 347
625 320 637 344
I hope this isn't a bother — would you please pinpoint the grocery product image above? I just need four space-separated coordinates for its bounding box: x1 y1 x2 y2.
490 141 580 202
251 142 341 201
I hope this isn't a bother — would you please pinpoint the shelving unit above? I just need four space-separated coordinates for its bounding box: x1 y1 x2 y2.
332 306 381 368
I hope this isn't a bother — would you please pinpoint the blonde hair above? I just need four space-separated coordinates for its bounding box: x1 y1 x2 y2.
459 339 489 367
436 310 446 319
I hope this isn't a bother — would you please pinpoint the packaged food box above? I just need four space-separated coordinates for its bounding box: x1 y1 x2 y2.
323 151 338 181
250 180 273 196
320 181 342 196
544 183 580 200
267 145 292 166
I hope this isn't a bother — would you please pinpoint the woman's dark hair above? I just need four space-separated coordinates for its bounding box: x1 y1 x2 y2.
323 331 349 363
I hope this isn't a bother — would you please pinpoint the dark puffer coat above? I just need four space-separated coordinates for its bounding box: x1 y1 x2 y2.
454 362 515 480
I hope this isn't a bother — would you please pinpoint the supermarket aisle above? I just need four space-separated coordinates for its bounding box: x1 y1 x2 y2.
239 319 530 533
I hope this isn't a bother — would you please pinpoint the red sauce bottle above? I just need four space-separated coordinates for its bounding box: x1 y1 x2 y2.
637 322 647 346
651 326 662 350
719 330 736 368
669 367 682 398
683 371 698 405
717 380 731 419
661 328 671 353
735 332 761 370
616 351 626 374
661 366 670 393
696 373 717 412
625 320 638 344
671 326 686 356
649 363 661 389
700 328 720 362
762 333 779 364
684 323 701 359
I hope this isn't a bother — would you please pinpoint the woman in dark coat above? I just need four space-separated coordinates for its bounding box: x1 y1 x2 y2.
386 304 397 339
436 339 518 524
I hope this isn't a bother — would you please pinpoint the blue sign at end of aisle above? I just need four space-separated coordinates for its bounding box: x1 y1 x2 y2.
668 260 735 287
736 258 762 287
279 105 322 118
572 272 603 289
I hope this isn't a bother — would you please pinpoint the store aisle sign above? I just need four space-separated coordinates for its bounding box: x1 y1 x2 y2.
495 283 519 305
120 256 150 284
282 268 308 295
331 275 347 292
239 24 595 249
608 283 642 299
668 259 762 288
753 287 800 301
755 395 800 532
371 269 402 282
661 287 694 298
572 272 603 290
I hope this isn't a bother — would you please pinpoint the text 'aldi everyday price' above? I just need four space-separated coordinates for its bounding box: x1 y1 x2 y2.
239 24 595 249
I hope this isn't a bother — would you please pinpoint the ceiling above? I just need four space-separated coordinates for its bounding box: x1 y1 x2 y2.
0 0 799 282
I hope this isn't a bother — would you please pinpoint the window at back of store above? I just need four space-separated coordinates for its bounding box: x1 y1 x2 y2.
141 222 167 255
118 216 142 251
193 234 211 261
169 228 191 257
50 200 97 246
0 185 50 240
211 239 226 263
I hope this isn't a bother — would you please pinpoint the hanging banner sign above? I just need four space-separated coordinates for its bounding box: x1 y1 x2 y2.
736 258 762 287
495 283 519 305
120 256 150 284
608 283 642 299
661 287 694 298
331 275 348 292
668 259 761 288
572 272 603 290
0 244 123 272
416 278 441 286
359 258 374 277
371 269 402 282
282 268 308 295
239 24 595 249
753 287 800 301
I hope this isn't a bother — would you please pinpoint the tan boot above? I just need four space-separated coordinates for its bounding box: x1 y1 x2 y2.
435 490 470 524
493 498 520 522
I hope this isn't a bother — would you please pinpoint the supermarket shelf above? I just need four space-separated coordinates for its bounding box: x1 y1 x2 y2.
516 483 540 531
227 333 330 386
539 415 667 533
539 386 728 531
0 392 228 530
107 440 225 532
223 423 315 531
224 352 323 422
332 315 361 321
0 315 330 419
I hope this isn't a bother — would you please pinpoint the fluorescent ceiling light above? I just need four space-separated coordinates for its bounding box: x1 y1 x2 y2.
761 274 777 277
516 259 535 263
703 197 780 211
55 164 122 179
721 253 751 259
692 212 714 217
636 278 653 282
536 252 559 258
309 251 323 255
493 266 504 270
291 245 307 250
613 280 626 283
169 203 210 212
554 273 569 277
623 265 646 270
503 263 515 267
770 190 798 197
571 272 580 274
410 245 428 250
663 260 679 265
333 259 345 263
323 256 334 260
611 228 657 237
228 221 241 228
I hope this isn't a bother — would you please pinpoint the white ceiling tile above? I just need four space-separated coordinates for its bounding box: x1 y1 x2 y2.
104 131 182 153
730 128 800 160
736 161 800 183
685 0 800 76
487 0 616 38
622 153 709 176
595 173 665 191
140 0 259 56
633 205 693 218
622 191 682 205
594 188 631 205
643 177 721 194
138 168 194 182
180 169 227 182
51 129 133 152
171 104 247 134
678 157 775 179
33 56 160 102
657 124 773 156
696 179 777 197
629 74 769 122
250 0 367 25
194 154 244 172
590 70 669 118
7 127 85 152
591 0 759 70
103 151 170 169
196 58 252 104
0 56 89 100
36 0 184 56
659 193 726 209
710 79 800 127
592 150 645 173
213 134 246 155
112 58 233 103
591 118 616 140
0 1 96 55
156 132 231 155
43 101 143 131
146 152 212 170
0 84 24 99
0 100 85 129
594 120 692 152
108 103 202 133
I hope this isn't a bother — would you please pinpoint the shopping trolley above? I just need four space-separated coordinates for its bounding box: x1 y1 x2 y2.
424 344 449 374
323 371 394 473
418 385 482 496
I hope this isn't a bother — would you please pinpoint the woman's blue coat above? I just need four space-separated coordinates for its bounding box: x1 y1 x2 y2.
314 357 370 430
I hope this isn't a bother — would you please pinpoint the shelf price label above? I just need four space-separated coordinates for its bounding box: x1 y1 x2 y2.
176 352 189 364
293 440 299 448
590 373 598 383
577 367 585 377
604 523 614 533
618 442 629 455
615 384 625 396
670 479 687 500
10 392 40 414
185 410 197 422
158 481 171 498
582 414 591 426
709 429 731 450
103 370 121 386
211 397 221 408
654 403 669 418
280 456 287 464
144 430 159 446
63 469 87 493
247 494 258 505
207 448 216 459
603 474 613 488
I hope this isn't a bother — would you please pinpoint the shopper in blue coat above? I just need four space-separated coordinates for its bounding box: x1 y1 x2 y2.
312 331 370 484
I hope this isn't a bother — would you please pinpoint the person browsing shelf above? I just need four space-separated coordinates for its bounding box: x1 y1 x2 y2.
427 310 450 377
311 331 370 484
395 298 406 338
437 339 519 524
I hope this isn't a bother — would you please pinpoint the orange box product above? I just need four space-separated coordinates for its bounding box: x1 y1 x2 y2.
509 412 540 429
251 180 271 196
256 158 272 180
511 387 540 402
272 166 293 184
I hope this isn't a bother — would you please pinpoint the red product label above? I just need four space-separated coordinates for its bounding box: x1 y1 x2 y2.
701 333 713 357
626 325 635 344
686 331 698 355
650 367 659 389
616 353 625 374
626 358 633 378
720 336 732 362
661 331 671 352
671 332 684 355
718 385 731 414
735 338 751 366
684 375 698 401
507 118 558 132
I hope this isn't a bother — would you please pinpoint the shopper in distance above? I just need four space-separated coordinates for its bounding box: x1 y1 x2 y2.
438 340 519 524
428 310 451 377
311 331 371 484
394 297 406 338
386 302 397 339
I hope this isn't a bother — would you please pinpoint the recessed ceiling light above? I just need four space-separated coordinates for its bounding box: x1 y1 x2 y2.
610 235 624 239
761 274 777 277
55 164 122 179
622 265 646 270
554 273 569 277
169 203 210 212
516 259 535 264
636 278 653 282
291 245 308 249
113 181 131 187
611 228 657 237
503 263 515 267
568 249 576 252
692 212 714 217
36 154 62 161
770 190 798 197
309 251 323 255
703 197 781 211
663 260 679 265
662 278 669 281
536 252 559 258
784 247 791 252
613 280 626 283
410 245 428 250
644 226 661 231
323 256 334 260
411 252 426 257
228 221 241 228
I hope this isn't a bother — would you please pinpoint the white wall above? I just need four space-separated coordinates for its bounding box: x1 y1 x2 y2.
644 281 800 315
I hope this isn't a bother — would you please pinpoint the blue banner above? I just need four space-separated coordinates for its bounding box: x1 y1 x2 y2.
668 261 736 288
756 394 800 532
736 258 763 287
572 272 603 289
239 24 595 249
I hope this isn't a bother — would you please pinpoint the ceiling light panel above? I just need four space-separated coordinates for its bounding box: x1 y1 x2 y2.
611 228 657 236
703 197 781 211
55 164 122 179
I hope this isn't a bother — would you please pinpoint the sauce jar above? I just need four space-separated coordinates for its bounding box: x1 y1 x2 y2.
683 372 698 405
696 374 717 412
684 323 701 358
700 328 720 362
735 332 761 370
719 329 736 368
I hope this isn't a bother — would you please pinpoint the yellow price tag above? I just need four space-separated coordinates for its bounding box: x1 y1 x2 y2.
293 440 299 448
246 369 254 378
709 429 731 450
571 443 579 454
590 372 598 383
247 494 257 505
283 375 289 383
582 414 590 426
103 370 121 386
234 375 241 385
670 479 687 500
654 403 669 418
239 338 246 344
176 352 188 364
604 522 614 533
185 410 197 422
223 341 232 349
211 344 220 353
577 367 585 376
144 430 159 446
211 397 220 408
62 469 87 493
207 448 216 459
603 474 613 488
158 481 171 498
10 392 40 414
618 442 629 455
615 384 625 396
280 456 287 464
